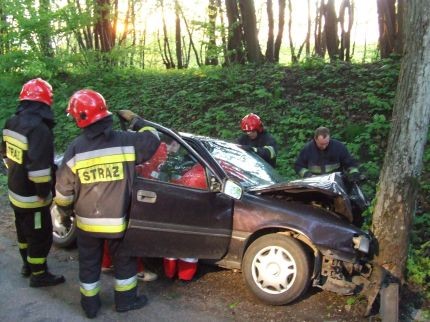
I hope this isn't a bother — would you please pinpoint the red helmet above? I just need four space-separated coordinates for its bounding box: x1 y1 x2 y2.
240 113 263 133
67 89 111 128
19 78 53 106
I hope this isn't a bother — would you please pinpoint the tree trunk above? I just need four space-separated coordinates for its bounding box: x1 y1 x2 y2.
38 0 53 57
314 0 326 57
0 3 8 55
238 0 262 63
372 0 430 282
274 0 286 62
225 0 245 64
205 0 219 65
324 0 339 61
339 0 354 61
305 0 311 57
175 0 183 69
377 0 404 58
287 0 297 63
94 0 114 52
265 0 274 62
216 0 228 65
178 4 201 67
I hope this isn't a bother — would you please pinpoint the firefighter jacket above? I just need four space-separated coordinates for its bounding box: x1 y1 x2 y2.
1 101 55 211
237 130 278 167
294 138 359 178
54 116 160 239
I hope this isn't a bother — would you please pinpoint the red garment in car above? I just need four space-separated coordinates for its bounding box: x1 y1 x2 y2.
171 164 208 189
135 142 168 179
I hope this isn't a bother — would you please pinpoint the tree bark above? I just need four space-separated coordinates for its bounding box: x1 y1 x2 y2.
238 0 262 63
274 0 286 62
94 0 115 52
324 0 339 61
339 0 354 61
377 0 404 58
205 0 219 65
372 0 430 282
38 0 53 57
225 0 244 64
174 0 183 69
265 0 274 62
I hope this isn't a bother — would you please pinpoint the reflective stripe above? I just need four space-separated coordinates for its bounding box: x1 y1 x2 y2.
180 258 198 263
348 167 359 174
299 168 309 177
325 163 340 173
3 130 28 150
8 191 52 209
54 190 74 207
263 145 276 159
32 270 45 275
80 281 101 297
139 126 159 138
76 215 127 234
309 165 322 174
115 275 137 292
66 146 136 172
18 242 28 249
27 256 46 265
28 168 52 183
5 142 24 164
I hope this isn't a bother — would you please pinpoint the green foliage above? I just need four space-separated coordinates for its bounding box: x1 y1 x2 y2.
0 57 429 296
407 212 430 298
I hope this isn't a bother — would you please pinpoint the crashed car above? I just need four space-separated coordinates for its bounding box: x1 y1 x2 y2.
52 119 381 307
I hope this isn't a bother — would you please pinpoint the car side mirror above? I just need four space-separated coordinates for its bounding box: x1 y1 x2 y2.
222 179 243 200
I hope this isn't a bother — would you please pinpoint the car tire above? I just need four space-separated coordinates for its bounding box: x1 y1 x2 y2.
242 233 311 305
51 204 77 248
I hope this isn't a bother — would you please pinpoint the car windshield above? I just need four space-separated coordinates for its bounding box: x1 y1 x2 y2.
201 138 285 189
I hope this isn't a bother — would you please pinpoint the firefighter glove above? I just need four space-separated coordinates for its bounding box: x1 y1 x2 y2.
241 145 257 153
118 109 138 122
303 171 313 178
348 171 361 183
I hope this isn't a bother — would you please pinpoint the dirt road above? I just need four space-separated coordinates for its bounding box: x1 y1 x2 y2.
0 196 375 322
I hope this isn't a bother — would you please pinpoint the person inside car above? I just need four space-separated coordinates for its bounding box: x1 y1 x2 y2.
237 113 278 167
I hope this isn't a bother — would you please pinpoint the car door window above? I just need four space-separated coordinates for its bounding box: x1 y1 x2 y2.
136 132 208 190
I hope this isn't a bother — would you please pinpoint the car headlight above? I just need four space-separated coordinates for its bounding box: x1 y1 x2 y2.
352 235 370 254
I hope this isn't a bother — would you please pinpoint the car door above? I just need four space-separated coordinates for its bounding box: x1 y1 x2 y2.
120 127 234 259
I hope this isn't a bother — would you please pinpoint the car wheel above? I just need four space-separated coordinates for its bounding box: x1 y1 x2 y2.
242 233 311 305
50 204 77 248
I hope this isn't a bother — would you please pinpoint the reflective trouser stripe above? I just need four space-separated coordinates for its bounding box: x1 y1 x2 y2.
18 242 28 249
27 256 46 265
115 275 138 292
80 281 101 297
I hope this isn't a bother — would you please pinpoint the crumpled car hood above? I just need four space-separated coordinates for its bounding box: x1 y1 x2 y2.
247 173 354 222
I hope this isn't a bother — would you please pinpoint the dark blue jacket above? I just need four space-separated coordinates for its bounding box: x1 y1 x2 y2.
237 130 278 167
295 139 358 177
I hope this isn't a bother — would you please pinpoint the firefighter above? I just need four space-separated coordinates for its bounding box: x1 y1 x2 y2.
54 90 160 318
294 126 360 180
1 78 65 287
237 113 278 167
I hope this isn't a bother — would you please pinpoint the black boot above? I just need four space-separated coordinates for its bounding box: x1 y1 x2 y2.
116 295 148 313
21 264 31 277
81 295 101 319
29 271 65 287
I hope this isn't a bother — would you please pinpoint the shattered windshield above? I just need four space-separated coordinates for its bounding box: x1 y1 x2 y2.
201 138 285 189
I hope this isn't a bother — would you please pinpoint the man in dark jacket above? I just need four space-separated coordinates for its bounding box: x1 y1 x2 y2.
1 78 65 287
237 113 278 167
294 126 360 180
54 90 160 319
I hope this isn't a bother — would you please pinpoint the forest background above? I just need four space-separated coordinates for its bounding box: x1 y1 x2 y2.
0 0 428 315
